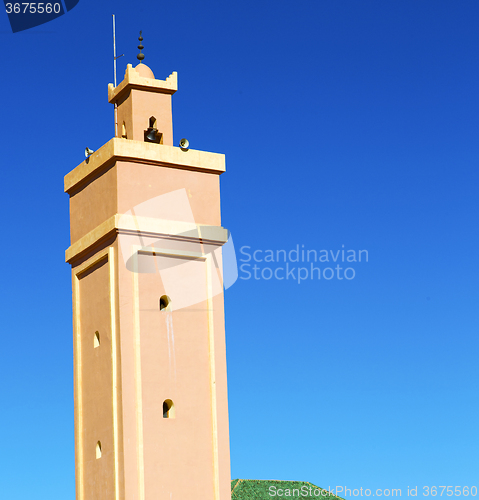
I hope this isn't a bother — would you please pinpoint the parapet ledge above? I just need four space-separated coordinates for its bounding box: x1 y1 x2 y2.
64 138 225 195
108 64 177 103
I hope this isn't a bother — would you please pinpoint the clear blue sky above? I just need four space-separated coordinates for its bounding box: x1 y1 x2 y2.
1 1 478 499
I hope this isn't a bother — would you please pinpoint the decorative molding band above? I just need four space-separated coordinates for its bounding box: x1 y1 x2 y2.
66 214 229 264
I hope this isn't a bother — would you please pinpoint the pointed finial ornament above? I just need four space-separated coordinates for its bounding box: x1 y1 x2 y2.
137 31 145 63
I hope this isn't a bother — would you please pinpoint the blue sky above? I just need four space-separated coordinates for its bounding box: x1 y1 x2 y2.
0 1 478 498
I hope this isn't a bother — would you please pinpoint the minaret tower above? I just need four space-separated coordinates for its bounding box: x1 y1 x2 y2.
65 39 231 500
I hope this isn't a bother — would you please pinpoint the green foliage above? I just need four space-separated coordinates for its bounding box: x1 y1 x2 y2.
231 479 345 500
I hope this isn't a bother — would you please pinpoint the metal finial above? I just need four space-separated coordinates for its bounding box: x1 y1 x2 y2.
137 30 145 62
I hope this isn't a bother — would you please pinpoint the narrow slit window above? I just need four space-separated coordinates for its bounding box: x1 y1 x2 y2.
163 399 175 418
94 331 100 348
96 441 102 459
149 116 157 128
159 295 171 312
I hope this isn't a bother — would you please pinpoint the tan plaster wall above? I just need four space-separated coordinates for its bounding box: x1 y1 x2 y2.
116 89 173 145
114 258 139 500
116 93 133 140
69 163 230 500
139 261 215 499
68 157 222 249
113 246 231 500
77 257 116 499
116 161 222 226
70 166 118 243
211 289 232 500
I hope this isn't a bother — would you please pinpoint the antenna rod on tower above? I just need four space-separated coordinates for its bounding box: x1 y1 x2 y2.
112 15 124 138
112 15 118 137
113 14 117 87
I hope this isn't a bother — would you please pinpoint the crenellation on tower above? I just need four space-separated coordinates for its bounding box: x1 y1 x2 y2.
108 65 178 99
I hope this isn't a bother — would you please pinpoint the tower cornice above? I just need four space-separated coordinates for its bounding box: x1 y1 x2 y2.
64 137 225 194
65 213 229 264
